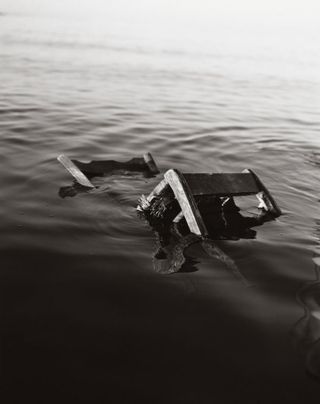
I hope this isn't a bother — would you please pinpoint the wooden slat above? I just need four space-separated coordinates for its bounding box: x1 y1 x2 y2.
57 154 95 188
243 169 282 217
164 169 208 236
183 173 259 196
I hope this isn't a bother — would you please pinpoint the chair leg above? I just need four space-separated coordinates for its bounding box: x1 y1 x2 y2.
143 152 160 174
243 169 281 217
57 154 95 189
164 169 208 236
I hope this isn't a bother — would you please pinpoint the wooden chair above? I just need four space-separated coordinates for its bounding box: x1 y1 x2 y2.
144 168 281 237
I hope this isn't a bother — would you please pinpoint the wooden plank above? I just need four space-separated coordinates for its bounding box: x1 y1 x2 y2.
243 169 282 217
57 154 95 188
143 152 160 174
164 169 208 236
183 173 259 196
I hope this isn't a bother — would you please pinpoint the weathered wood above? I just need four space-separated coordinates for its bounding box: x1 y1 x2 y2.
143 153 160 174
57 154 95 188
243 169 282 217
183 173 259 196
164 169 208 236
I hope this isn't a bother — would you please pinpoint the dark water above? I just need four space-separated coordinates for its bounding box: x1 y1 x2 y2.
1 8 320 403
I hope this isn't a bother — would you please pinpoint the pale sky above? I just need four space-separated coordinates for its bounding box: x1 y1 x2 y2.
1 0 320 21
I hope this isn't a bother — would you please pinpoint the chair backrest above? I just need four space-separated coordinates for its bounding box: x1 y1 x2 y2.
183 173 260 197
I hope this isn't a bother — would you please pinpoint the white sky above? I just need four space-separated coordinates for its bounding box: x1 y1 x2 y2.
2 0 320 21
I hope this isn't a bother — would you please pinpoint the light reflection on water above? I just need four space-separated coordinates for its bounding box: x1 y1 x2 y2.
1 8 320 403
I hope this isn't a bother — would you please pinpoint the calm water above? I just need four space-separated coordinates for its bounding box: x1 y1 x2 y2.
1 8 320 403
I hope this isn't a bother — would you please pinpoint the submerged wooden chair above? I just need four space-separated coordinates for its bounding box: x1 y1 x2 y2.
57 152 159 188
144 168 281 237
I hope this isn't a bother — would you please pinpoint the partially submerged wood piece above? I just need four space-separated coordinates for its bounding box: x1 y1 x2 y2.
57 154 95 188
143 153 160 174
58 152 159 192
242 168 282 217
164 169 208 236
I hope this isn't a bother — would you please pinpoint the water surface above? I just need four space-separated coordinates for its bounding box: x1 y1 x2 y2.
1 7 320 403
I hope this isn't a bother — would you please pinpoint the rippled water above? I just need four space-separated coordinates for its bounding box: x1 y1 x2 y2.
1 8 320 403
